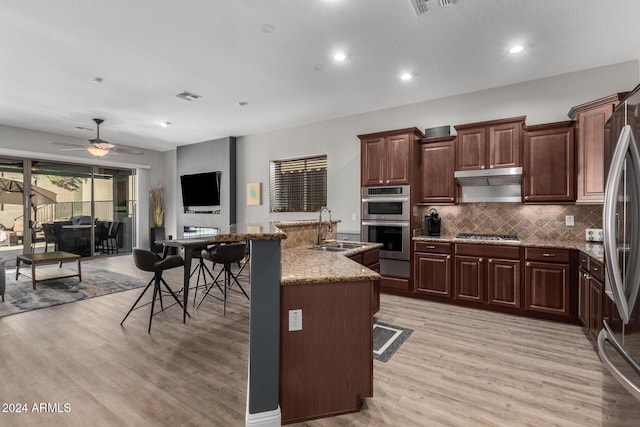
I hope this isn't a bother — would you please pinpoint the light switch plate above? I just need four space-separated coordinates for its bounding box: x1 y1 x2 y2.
565 215 575 226
289 309 302 331
586 228 603 242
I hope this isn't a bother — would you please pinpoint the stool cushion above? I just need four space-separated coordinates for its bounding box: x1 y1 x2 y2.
133 248 184 273
202 243 245 265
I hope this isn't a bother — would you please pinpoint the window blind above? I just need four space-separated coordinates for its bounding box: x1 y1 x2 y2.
270 155 327 212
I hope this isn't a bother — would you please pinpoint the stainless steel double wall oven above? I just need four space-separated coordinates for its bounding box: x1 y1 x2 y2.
361 185 411 277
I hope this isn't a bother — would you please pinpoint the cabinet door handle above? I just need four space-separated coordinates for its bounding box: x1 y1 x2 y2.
385 180 389 183
480 165 485 170
593 266 599 271
524 196 530 201
542 253 556 257
489 259 493 263
479 258 483 263
446 255 451 260
526 262 531 267
450 197 455 201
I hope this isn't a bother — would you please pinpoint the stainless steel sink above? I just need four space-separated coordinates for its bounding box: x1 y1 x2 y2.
309 241 368 252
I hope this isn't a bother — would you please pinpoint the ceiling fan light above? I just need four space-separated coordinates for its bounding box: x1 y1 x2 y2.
87 146 110 157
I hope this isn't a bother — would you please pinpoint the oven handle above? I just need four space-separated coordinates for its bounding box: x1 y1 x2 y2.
362 221 410 227
362 197 410 203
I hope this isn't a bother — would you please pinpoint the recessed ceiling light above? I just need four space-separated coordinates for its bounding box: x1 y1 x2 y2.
160 121 170 128
508 45 525 54
400 73 413 81
333 52 346 62
261 24 275 33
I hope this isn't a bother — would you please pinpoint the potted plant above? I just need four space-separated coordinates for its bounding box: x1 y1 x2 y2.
149 181 165 252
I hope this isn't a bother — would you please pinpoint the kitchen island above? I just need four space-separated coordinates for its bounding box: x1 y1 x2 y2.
162 224 381 426
279 243 381 424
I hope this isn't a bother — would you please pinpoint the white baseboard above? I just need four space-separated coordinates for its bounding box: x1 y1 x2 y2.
245 406 281 426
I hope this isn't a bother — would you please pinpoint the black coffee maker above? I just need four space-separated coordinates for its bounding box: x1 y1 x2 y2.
426 208 441 236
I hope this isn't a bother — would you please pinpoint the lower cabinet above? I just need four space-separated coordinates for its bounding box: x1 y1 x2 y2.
524 248 571 319
454 243 521 309
578 252 605 339
411 240 579 323
350 248 380 314
414 242 451 297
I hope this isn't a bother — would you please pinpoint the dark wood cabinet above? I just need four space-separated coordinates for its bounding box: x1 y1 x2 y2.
487 257 521 309
524 247 571 319
418 137 456 204
568 93 627 204
454 255 484 303
350 248 381 315
454 243 521 308
578 266 589 326
523 121 575 203
578 252 606 339
588 275 604 340
414 242 451 297
359 128 423 187
454 117 525 171
280 279 373 424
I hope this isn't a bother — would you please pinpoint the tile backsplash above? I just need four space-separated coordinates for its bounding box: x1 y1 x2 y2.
418 203 602 241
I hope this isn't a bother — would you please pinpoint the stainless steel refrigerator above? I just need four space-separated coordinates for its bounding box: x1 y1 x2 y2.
600 85 640 410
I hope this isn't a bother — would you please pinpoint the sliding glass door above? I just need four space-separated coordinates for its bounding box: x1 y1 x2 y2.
0 158 26 260
0 158 138 261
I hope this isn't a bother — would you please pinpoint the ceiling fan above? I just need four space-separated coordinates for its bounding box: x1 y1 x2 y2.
50 118 143 157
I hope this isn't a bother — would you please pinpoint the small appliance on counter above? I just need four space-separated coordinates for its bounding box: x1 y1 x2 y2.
425 208 441 236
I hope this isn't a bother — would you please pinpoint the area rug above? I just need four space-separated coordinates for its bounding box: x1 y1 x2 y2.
373 321 413 362
0 266 147 318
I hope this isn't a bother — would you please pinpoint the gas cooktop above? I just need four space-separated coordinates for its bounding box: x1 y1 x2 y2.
456 233 519 241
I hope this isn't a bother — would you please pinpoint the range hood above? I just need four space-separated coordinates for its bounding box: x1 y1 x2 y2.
454 167 523 186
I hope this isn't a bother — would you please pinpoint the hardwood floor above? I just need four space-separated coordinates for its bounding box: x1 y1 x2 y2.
0 255 616 426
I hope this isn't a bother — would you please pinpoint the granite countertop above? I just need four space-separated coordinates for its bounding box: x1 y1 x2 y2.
273 219 341 227
413 233 605 263
162 222 287 247
281 242 382 285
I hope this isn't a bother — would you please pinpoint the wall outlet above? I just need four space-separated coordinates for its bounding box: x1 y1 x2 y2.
288 309 302 331
565 215 575 226
586 228 604 242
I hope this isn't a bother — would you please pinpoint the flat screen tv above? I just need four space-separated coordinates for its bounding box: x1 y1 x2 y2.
180 171 221 207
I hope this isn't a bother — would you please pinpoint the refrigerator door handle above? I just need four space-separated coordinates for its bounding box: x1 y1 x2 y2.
598 321 640 402
603 125 640 323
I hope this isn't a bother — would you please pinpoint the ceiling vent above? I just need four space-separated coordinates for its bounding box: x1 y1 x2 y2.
410 0 429 15
410 0 456 15
176 91 202 101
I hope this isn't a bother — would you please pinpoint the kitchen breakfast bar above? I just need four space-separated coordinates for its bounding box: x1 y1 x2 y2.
160 222 381 426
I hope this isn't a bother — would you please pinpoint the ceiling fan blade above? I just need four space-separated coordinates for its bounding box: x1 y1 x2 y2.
111 147 144 155
50 140 85 148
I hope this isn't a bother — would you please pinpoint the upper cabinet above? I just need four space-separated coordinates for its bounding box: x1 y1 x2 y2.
568 93 627 204
523 121 575 203
359 128 423 187
418 136 456 204
454 116 525 171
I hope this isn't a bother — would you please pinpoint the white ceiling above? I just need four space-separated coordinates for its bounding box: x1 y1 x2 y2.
1 0 639 152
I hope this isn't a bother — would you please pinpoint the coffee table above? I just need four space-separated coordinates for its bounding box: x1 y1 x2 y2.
16 251 82 289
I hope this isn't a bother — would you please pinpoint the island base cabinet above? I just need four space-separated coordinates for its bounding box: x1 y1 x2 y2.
280 280 373 424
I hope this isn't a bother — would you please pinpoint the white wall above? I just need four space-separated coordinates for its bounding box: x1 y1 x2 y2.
235 60 640 233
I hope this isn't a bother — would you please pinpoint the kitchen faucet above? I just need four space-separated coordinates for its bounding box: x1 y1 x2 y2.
317 207 333 245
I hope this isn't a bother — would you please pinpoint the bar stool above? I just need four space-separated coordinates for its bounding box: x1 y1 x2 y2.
197 242 249 315
121 248 187 333
189 245 217 307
